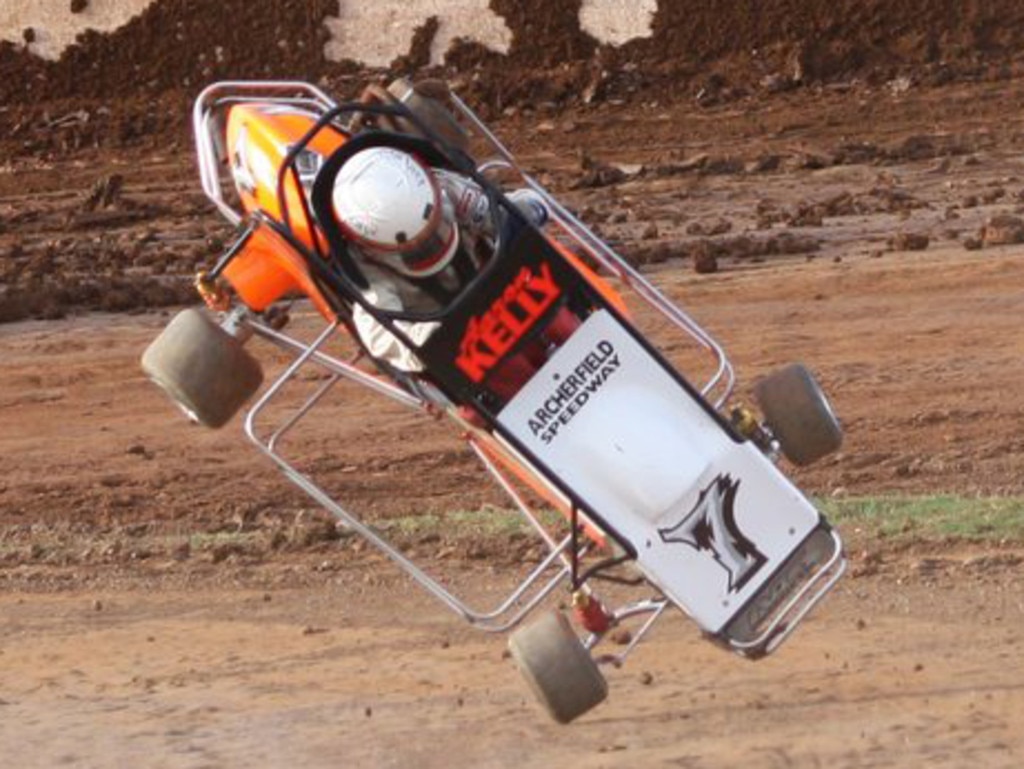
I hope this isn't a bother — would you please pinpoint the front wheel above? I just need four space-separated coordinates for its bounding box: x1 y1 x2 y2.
141 308 263 428
508 611 608 723
753 363 842 466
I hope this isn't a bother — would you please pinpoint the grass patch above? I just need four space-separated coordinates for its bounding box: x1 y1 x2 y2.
374 497 1024 549
377 506 564 541
184 531 264 548
818 495 1024 544
380 497 1024 545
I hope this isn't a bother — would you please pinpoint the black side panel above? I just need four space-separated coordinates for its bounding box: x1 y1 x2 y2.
418 224 592 403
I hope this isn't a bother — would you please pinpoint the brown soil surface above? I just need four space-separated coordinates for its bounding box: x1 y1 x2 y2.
5 3 1024 765
7 0 1024 160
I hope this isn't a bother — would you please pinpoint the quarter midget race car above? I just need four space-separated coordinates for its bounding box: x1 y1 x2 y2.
141 78 847 723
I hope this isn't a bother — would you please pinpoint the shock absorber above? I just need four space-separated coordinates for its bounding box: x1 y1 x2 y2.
195 270 231 312
572 590 613 635
730 405 775 455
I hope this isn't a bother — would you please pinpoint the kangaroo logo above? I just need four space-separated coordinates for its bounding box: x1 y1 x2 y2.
658 474 766 593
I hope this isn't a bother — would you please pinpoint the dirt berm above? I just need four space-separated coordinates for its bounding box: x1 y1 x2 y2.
4 0 1024 109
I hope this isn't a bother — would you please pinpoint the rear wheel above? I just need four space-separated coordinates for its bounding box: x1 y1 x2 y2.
141 308 263 428
508 611 608 723
753 363 842 466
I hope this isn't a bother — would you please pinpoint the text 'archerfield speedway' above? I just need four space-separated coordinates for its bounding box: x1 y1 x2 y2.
528 340 621 444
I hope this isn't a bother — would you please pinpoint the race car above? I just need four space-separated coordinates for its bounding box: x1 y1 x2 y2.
141 77 846 723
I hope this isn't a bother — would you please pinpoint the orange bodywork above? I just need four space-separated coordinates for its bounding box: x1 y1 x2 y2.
223 223 336 319
550 239 629 318
221 104 347 318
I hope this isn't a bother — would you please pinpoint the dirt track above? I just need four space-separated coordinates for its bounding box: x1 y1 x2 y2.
5 3 1024 765
2 568 1024 768
4 241 1024 766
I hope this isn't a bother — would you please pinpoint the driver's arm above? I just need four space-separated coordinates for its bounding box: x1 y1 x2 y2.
435 170 550 232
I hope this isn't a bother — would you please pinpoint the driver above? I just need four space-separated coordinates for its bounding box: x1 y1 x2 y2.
331 145 553 378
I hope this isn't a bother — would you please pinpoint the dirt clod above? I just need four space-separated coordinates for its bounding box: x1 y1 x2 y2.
888 233 930 251
980 214 1024 246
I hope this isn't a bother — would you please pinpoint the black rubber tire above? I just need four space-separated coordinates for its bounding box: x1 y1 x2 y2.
508 611 608 724
753 363 842 466
141 308 263 429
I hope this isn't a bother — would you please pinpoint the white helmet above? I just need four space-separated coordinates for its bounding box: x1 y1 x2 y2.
331 146 459 278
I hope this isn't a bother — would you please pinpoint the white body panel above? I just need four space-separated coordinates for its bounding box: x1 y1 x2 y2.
498 310 822 633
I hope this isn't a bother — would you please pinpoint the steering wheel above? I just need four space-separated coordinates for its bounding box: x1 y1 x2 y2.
350 79 470 153
348 83 406 134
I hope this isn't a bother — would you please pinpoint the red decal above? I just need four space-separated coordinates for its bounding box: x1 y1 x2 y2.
456 263 561 382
